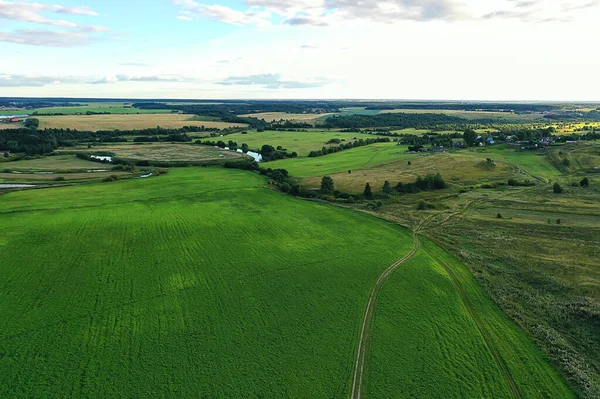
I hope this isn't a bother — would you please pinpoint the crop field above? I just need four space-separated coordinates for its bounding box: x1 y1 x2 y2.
238 112 334 123
35 114 247 131
367 238 573 398
0 167 573 397
222 130 387 156
60 143 243 162
0 168 416 397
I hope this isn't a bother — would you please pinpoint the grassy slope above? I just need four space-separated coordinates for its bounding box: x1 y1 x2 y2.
269 142 410 177
368 239 573 398
222 130 386 156
465 145 562 179
0 168 415 398
0 168 574 397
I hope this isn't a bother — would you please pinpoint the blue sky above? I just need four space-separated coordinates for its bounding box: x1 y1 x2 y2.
1 0 600 100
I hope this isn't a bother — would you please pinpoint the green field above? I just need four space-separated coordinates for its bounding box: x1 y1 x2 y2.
269 142 410 177
368 239 572 398
222 130 387 156
0 167 572 397
465 145 562 179
0 105 174 116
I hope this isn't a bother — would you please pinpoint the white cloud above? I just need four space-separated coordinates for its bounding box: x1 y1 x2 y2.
173 0 272 26
0 1 108 46
172 0 600 26
0 29 96 46
217 73 333 89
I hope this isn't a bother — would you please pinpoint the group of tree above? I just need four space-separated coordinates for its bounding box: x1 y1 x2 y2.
395 173 447 194
308 137 390 158
401 132 458 148
322 112 465 129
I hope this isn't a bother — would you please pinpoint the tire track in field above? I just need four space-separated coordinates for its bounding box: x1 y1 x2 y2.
349 234 421 399
423 246 522 399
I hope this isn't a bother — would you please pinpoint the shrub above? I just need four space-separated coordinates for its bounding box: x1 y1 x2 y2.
497 213 502 219
580 177 590 188
553 182 563 194
54 176 65 182
417 200 436 210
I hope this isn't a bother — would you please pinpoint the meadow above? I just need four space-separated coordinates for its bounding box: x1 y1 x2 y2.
36 114 247 131
59 143 242 163
0 167 572 397
222 130 387 156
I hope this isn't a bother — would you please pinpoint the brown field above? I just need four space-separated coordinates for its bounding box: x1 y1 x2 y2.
0 123 25 129
238 112 334 123
37 114 247 131
61 143 244 162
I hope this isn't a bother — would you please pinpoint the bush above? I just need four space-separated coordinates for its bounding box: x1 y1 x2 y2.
553 182 563 194
580 177 590 188
54 176 65 182
497 213 502 219
417 200 435 210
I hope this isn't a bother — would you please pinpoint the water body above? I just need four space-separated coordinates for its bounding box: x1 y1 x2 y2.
236 149 263 162
90 155 112 162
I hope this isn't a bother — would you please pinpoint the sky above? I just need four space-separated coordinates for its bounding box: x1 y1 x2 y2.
1 0 599 100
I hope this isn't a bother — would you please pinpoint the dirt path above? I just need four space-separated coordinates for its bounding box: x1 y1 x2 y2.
349 233 421 399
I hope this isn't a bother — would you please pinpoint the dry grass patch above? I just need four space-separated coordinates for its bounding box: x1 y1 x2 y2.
37 114 247 131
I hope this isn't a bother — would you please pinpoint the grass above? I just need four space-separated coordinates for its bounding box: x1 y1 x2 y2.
0 155 109 172
222 130 387 156
0 167 573 397
464 144 563 179
367 238 573 398
59 143 243 162
0 168 416 397
35 114 247 131
268 142 410 176
302 153 515 194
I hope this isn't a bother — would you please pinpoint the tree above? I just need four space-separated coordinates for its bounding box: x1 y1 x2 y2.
320 176 334 194
497 213 502 219
25 118 39 129
580 177 590 188
363 183 372 198
553 182 563 193
383 180 392 194
241 143 249 153
463 129 478 147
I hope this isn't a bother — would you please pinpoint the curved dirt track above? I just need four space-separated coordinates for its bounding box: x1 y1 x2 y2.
349 234 421 399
